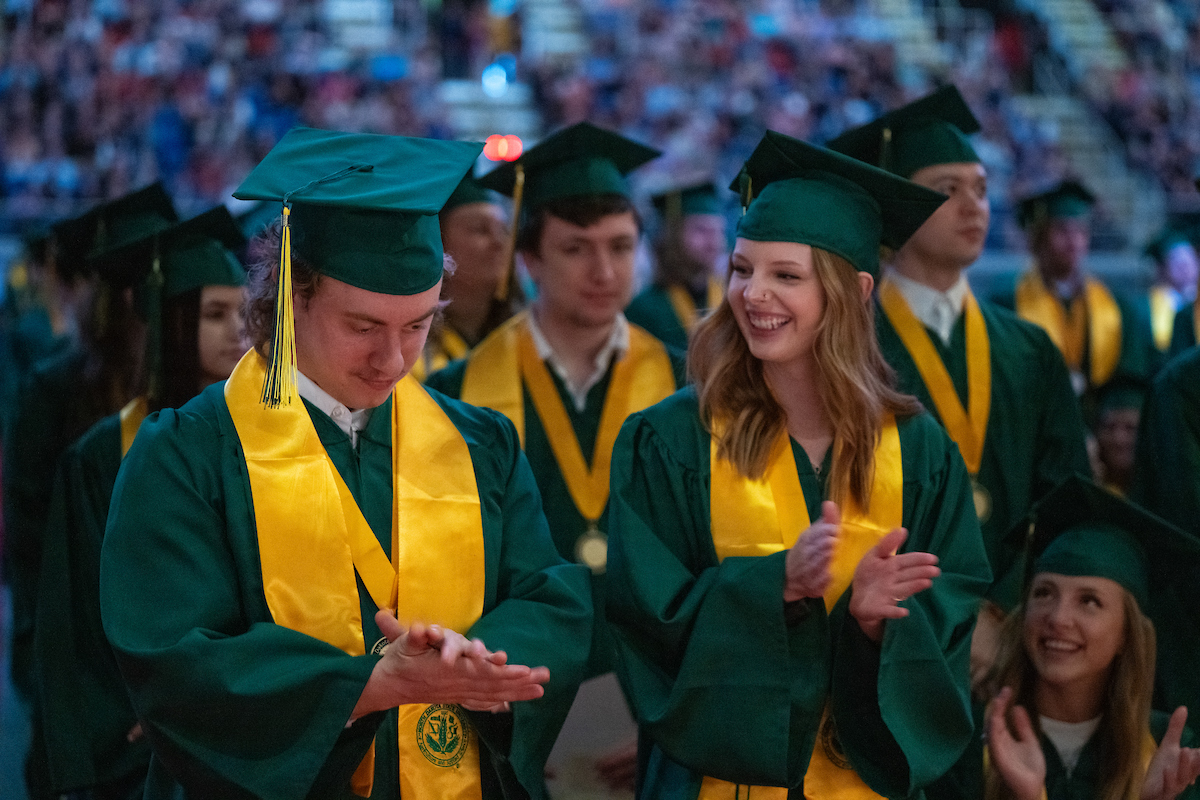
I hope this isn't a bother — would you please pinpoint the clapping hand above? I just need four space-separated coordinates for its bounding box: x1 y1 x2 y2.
784 501 840 603
1143 706 1200 800
848 527 939 642
987 686 1045 800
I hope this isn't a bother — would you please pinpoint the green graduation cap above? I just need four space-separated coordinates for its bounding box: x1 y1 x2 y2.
50 183 179 280
1019 475 1200 611
234 126 483 295
1144 226 1196 265
233 126 482 407
1017 180 1095 230
651 182 723 224
827 85 981 178
731 130 948 277
478 121 660 212
441 173 499 215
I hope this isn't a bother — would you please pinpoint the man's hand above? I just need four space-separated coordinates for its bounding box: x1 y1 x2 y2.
350 610 549 722
1143 706 1200 800
784 501 840 603
848 527 939 643
987 686 1045 800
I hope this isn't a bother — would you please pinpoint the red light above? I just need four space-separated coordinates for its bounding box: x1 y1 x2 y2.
484 134 523 162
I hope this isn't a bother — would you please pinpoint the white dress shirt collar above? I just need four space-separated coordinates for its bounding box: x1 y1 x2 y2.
525 311 630 412
297 371 374 447
887 270 971 346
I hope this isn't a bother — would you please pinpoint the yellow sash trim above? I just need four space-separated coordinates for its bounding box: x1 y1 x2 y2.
225 351 485 800
666 278 724 332
119 396 147 458
1149 285 1178 353
704 417 903 800
879 277 990 475
412 326 472 383
1015 271 1122 387
461 311 676 523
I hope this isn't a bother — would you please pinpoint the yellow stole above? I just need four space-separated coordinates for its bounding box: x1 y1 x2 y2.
225 351 486 800
412 326 470 383
666 278 725 332
703 417 904 800
1014 271 1122 387
459 311 675 570
1149 285 1178 353
879 278 989 475
119 396 148 457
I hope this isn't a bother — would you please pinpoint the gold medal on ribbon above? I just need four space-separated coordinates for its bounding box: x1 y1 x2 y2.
972 478 992 524
575 521 608 574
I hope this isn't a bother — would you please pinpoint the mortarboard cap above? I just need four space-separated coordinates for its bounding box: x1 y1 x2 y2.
50 183 179 280
441 173 499 215
651 182 723 223
731 130 947 277
235 127 482 296
1144 226 1196 265
827 85 981 178
1019 476 1200 611
1017 180 1095 230
478 121 660 212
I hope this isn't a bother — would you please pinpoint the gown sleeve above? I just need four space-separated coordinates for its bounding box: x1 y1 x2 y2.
100 407 380 799
832 415 991 796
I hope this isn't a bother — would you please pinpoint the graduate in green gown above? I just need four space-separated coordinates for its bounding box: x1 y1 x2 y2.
941 477 1200 800
624 181 728 350
33 206 247 800
2 185 177 799
410 174 515 382
829 86 1090 622
606 131 992 799
426 121 684 795
1143 227 1199 363
100 128 593 800
1130 345 1200 538
991 182 1155 417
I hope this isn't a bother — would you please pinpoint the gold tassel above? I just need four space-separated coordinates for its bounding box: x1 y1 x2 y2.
494 163 525 303
261 205 298 408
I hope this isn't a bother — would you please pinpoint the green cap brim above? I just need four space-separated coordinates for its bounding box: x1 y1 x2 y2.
93 205 247 297
1017 180 1095 229
478 121 660 211
651 182 723 220
234 127 484 295
827 85 981 177
731 130 947 276
1021 476 1200 611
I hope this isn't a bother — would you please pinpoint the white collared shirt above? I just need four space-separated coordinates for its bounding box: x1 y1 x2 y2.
525 312 630 412
1039 714 1101 777
887 270 971 346
297 371 373 447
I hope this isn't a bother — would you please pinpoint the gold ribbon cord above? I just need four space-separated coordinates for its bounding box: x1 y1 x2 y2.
461 310 675 526
879 277 990 475
666 278 725 333
1149 285 1178 353
1015 271 1122 388
226 351 485 799
119 396 148 458
703 416 903 800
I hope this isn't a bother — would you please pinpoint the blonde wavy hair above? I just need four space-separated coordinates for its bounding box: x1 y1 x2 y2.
982 588 1157 800
689 246 920 509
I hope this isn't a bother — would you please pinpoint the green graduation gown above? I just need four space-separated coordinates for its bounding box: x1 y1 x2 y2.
624 284 697 352
605 388 992 798
34 413 149 798
1168 301 1197 359
99 382 593 800
876 299 1091 608
425 345 686 676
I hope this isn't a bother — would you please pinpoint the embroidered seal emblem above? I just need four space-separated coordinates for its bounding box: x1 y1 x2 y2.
416 704 470 767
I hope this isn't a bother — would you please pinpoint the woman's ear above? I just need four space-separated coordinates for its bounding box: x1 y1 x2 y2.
857 271 875 303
